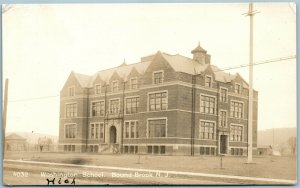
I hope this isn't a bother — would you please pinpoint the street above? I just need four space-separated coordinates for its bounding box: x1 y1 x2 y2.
3 159 295 185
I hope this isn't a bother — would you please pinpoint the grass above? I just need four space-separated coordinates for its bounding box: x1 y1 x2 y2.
4 151 297 180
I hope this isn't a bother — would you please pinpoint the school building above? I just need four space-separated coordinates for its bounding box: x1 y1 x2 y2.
58 44 258 156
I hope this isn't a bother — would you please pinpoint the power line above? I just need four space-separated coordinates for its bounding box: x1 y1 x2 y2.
7 55 296 103
8 95 59 103
214 55 296 73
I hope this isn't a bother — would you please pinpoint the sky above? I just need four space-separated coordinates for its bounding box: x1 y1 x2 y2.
2 3 296 136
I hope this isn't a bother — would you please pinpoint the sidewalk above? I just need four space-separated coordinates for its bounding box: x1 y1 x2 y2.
4 151 297 181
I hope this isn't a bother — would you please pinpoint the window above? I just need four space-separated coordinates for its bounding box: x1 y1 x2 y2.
200 147 205 155
205 147 210 155
149 92 167 111
153 71 163 84
125 122 130 138
126 97 139 114
199 121 215 140
219 111 227 127
230 101 243 118
220 88 228 102
231 148 244 156
160 146 166 154
230 125 243 141
205 75 212 87
211 147 215 155
64 145 75 152
110 99 120 114
95 84 101 94
147 145 166 155
136 121 139 138
200 95 215 114
90 124 95 138
124 121 138 138
68 87 75 97
100 123 104 139
91 101 105 117
148 119 166 138
112 81 118 92
199 147 216 155
130 78 138 89
89 123 104 139
124 146 129 153
66 103 77 118
65 124 76 139
130 122 135 138
235 84 241 94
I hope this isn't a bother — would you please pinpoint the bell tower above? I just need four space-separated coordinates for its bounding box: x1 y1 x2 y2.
191 42 208 65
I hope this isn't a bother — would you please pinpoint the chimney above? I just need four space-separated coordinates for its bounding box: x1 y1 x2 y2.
205 54 211 64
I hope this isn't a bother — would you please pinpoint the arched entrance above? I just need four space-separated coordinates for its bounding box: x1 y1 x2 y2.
110 126 117 144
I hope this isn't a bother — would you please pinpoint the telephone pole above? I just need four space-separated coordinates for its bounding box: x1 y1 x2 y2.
246 3 256 163
3 79 9 156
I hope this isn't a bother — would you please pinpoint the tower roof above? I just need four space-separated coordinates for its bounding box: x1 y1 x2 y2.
191 43 207 53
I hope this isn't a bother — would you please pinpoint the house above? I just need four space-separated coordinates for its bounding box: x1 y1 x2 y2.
5 133 28 151
58 44 258 156
257 145 272 155
37 137 54 152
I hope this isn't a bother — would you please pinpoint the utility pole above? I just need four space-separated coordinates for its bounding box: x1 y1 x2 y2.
3 79 9 156
273 128 275 148
246 3 256 163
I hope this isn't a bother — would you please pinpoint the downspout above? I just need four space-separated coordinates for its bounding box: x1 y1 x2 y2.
104 84 107 143
191 72 196 156
85 88 89 152
216 82 220 155
120 81 126 153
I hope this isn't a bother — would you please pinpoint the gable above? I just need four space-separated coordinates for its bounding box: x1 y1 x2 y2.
110 71 123 82
141 52 177 85
202 65 215 79
234 73 249 89
144 52 175 74
60 72 88 97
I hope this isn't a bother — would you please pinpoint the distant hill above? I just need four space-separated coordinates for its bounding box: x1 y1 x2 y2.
6 132 58 144
258 127 296 147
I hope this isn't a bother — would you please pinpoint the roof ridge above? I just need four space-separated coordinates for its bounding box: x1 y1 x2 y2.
94 60 147 75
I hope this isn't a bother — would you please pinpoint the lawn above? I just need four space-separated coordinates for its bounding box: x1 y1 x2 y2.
4 151 297 181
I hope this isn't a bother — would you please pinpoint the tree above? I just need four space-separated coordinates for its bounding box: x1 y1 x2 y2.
288 137 296 156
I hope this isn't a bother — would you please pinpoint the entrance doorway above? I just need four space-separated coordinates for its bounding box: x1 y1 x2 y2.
220 135 228 154
110 126 117 144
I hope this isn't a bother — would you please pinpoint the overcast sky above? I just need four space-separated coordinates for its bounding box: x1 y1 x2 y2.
3 3 296 136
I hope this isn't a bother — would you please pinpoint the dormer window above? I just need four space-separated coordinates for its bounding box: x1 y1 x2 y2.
205 75 212 87
68 87 75 97
95 84 101 95
235 84 241 94
112 81 118 92
153 71 163 84
130 78 138 90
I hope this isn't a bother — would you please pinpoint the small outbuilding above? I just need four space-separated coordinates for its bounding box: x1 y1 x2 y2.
5 133 28 151
257 145 273 155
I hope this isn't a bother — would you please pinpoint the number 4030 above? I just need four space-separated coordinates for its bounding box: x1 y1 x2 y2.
13 172 29 177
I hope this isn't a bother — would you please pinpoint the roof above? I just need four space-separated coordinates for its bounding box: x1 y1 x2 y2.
72 50 247 88
211 65 237 83
191 43 207 53
161 53 209 74
73 72 91 88
6 133 26 140
87 61 151 87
